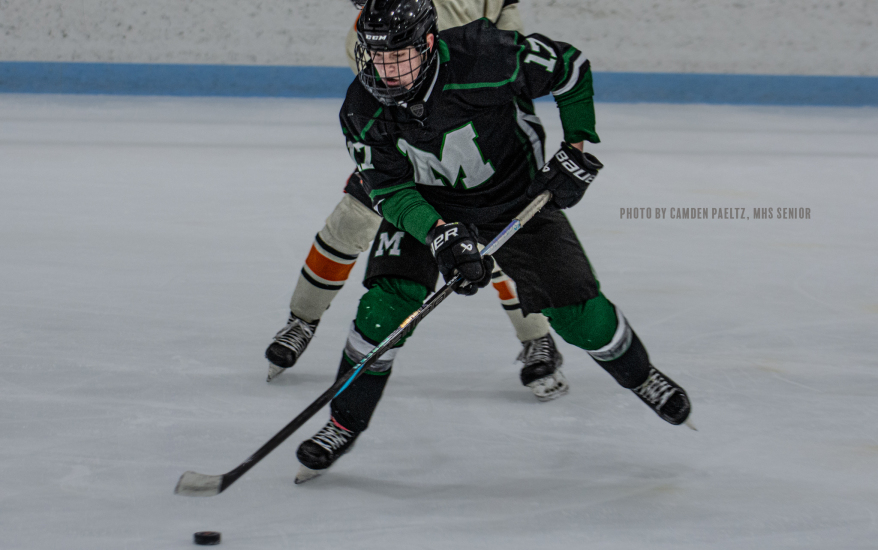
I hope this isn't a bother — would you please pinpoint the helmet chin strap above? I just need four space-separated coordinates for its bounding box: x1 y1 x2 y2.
394 48 439 110
410 54 440 105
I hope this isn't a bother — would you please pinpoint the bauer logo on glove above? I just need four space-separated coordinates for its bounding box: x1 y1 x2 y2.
426 222 494 296
529 143 604 209
554 149 598 184
428 225 460 254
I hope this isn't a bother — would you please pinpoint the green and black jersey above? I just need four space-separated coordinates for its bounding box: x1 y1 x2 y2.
340 19 599 243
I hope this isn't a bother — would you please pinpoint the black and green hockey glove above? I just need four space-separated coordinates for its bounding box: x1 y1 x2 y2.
528 143 603 209
427 222 494 296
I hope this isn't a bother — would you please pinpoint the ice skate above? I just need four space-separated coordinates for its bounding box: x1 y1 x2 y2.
518 333 568 401
265 313 319 381
632 365 692 426
294 417 359 484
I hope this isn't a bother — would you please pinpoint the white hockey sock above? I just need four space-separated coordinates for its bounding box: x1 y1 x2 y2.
490 265 551 343
289 194 381 322
289 234 358 322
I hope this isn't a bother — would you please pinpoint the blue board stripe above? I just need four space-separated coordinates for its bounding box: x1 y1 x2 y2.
1 61 876 106
591 72 878 106
0 61 353 98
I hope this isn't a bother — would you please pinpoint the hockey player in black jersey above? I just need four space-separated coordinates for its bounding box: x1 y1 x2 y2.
295 0 692 483
265 0 567 403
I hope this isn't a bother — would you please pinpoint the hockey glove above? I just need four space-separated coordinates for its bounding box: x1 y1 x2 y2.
427 222 495 296
528 143 603 209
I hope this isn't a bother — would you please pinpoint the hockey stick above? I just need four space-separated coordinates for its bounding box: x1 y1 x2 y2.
174 191 553 497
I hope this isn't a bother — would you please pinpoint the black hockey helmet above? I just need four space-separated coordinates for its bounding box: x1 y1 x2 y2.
355 0 439 106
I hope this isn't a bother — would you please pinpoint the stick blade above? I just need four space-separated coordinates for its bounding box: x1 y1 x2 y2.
174 471 224 497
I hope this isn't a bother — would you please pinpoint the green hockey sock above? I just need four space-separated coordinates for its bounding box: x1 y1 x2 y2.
543 293 651 388
542 292 618 351
355 277 429 344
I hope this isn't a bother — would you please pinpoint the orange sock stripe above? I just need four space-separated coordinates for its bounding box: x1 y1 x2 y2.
305 246 357 282
492 280 517 301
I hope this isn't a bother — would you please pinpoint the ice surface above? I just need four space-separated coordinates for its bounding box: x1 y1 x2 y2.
1 95 877 549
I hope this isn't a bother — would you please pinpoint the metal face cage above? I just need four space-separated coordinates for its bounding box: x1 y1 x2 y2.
355 38 436 106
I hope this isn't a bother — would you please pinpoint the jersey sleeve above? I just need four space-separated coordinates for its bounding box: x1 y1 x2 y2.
443 23 599 145
510 32 600 144
341 108 441 243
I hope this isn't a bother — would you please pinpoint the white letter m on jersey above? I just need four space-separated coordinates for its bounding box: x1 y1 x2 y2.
374 231 404 257
396 123 495 189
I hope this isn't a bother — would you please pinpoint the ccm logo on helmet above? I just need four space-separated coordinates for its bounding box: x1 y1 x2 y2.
555 151 596 183
366 34 388 41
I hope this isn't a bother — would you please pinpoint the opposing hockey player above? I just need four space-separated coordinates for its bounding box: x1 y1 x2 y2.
266 0 568 401
294 0 693 483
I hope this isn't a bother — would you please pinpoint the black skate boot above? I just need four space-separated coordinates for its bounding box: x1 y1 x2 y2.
632 366 691 426
265 313 319 382
295 417 359 484
518 333 568 402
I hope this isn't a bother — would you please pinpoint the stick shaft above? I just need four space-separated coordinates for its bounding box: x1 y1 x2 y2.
181 191 552 495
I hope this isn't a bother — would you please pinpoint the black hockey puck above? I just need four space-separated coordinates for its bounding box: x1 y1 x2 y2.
193 531 221 545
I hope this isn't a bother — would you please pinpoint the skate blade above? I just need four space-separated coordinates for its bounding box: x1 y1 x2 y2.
529 374 570 402
294 464 324 485
266 363 285 382
532 385 570 402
